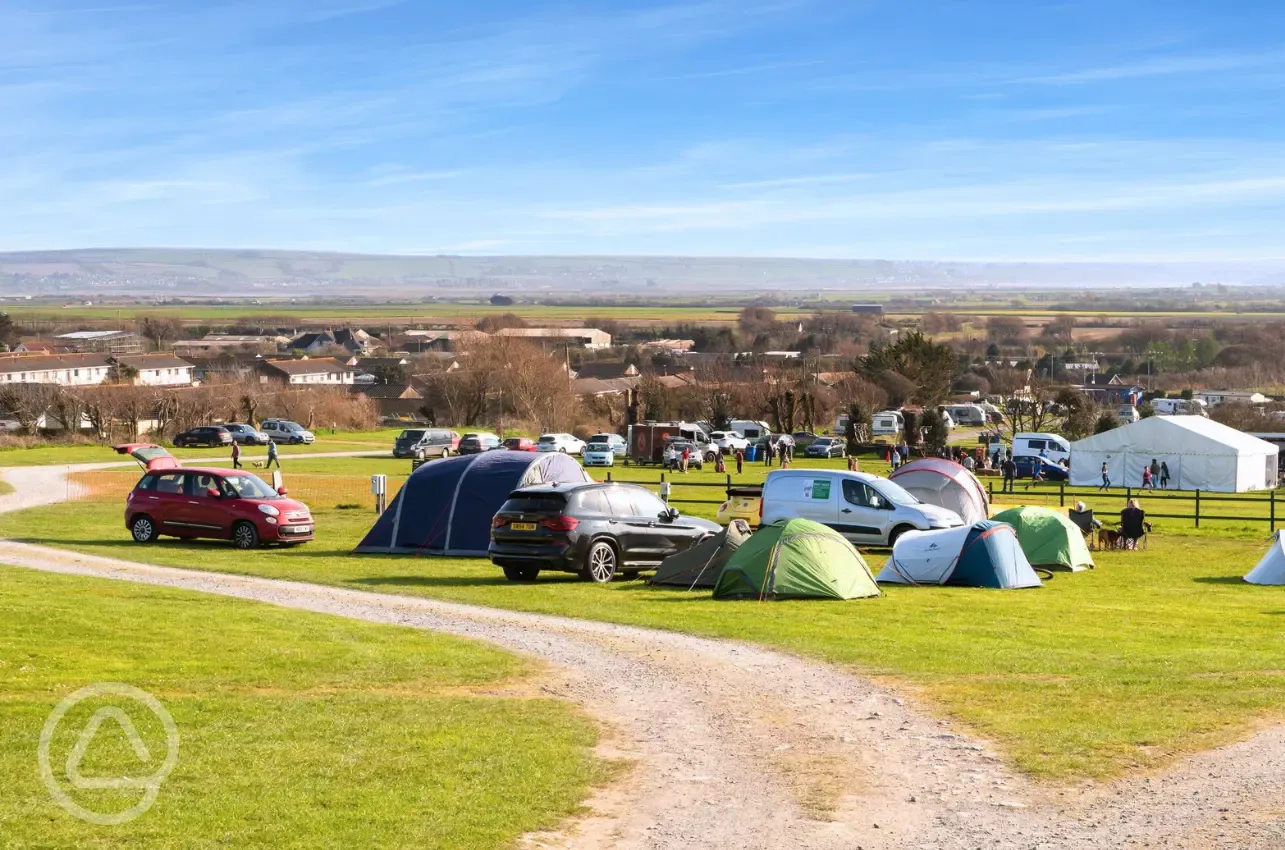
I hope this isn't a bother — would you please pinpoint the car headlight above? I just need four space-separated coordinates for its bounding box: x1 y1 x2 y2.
258 504 280 517
928 519 951 528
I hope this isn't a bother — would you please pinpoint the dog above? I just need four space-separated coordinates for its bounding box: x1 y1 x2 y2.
252 460 265 469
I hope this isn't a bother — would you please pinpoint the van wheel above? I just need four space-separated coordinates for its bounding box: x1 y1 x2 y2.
503 565 540 582
581 541 618 583
888 524 915 548
131 515 158 543
232 521 260 550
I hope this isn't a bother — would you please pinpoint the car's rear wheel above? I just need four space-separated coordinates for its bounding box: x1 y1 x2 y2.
503 565 540 582
130 515 158 543
581 541 618 583
232 521 260 550
441 448 452 458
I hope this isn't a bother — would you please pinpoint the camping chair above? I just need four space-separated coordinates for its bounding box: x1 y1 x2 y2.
1116 510 1150 551
1067 508 1101 550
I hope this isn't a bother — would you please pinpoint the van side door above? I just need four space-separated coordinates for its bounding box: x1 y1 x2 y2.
838 480 890 545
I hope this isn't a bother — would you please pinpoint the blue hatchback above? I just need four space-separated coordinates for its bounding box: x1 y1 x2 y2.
1012 455 1069 481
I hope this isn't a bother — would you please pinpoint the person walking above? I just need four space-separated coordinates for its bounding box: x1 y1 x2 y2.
1149 458 1161 488
735 448 744 475
231 440 242 469
680 445 690 474
1099 461 1111 491
1141 464 1154 490
1160 460 1170 489
266 438 280 469
1001 454 1017 493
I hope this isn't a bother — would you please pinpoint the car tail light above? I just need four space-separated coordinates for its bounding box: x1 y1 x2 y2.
491 515 509 529
719 500 729 511
759 499 764 519
540 516 579 532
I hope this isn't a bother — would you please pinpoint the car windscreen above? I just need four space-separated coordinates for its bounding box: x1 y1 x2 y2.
500 495 566 513
871 479 921 506
587 436 611 444
537 435 556 443
222 474 281 500
398 430 425 441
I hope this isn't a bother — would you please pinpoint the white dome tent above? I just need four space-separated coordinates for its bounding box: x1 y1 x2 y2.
1069 416 1279 493
1245 533 1285 585
889 457 990 525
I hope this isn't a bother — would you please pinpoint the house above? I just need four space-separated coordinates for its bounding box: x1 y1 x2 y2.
183 353 264 382
573 361 639 380
333 329 383 355
349 382 424 418
173 334 286 355
114 354 197 387
55 330 142 354
285 331 337 354
491 327 612 350
0 353 112 385
260 358 356 385
397 329 491 352
1074 374 1144 406
1196 390 1270 407
572 378 639 398
14 341 57 354
638 339 695 354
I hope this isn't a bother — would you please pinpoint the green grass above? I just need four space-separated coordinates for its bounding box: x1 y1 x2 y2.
4 498 1284 781
0 566 603 848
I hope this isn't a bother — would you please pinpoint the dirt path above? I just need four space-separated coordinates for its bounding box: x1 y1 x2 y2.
2 466 1283 848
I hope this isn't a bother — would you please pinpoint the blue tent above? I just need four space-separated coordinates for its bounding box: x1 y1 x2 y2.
354 451 592 556
876 520 1042 589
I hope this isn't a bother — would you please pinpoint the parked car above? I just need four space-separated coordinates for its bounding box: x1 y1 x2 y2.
394 428 461 459
536 433 587 455
583 434 626 467
1012 455 1069 481
125 466 314 549
260 419 315 445
489 482 719 582
115 443 180 471
173 426 233 448
716 486 762 528
663 440 704 470
222 423 269 445
709 430 750 454
760 469 963 547
1117 405 1141 423
503 437 538 452
790 431 822 448
804 436 846 458
458 432 502 454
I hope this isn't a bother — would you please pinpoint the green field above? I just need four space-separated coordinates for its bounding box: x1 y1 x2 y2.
0 567 602 849
3 495 1282 781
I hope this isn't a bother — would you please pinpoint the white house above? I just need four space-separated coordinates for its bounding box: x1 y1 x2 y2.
260 358 356 385
115 354 198 387
0 354 112 386
1195 390 1270 407
492 327 612 350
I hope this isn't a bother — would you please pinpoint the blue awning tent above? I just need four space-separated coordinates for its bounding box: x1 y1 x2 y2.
876 520 1042 589
353 451 592 556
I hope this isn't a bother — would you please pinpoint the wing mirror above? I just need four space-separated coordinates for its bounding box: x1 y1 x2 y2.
277 486 288 496
207 488 221 498
659 507 680 522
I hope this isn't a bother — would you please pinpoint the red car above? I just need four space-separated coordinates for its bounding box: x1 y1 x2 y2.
117 444 314 549
503 437 538 452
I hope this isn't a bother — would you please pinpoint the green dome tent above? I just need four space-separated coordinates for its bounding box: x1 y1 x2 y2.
990 506 1095 571
651 519 752 588
712 518 881 601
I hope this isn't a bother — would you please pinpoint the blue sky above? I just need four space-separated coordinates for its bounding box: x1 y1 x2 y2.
3 0 1285 260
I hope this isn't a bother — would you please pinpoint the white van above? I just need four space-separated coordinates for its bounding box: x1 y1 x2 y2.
760 469 964 547
1117 405 1140 423
1012 432 1071 464
944 404 986 427
1152 398 1208 417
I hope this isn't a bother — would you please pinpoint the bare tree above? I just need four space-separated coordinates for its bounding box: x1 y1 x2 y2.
137 315 185 351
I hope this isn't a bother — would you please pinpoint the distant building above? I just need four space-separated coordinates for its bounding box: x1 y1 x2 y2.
1074 374 1144 406
55 330 142 354
174 334 286 354
259 358 356 385
639 338 696 354
850 304 884 315
114 354 197 386
1196 390 1270 406
492 327 612 350
573 362 639 380
0 353 112 385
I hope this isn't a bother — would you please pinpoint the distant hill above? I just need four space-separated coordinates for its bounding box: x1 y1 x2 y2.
1 248 1283 296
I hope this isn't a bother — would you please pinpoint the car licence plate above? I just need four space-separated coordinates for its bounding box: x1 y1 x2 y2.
510 522 538 531
286 524 312 535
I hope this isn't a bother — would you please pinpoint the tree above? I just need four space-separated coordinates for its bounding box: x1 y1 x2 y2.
489 294 514 306
901 409 920 447
844 402 871 454
1042 315 1076 343
858 331 957 406
0 312 17 350
923 410 949 455
1137 401 1156 418
367 362 406 385
1094 410 1120 434
1057 388 1096 441
137 315 184 351
475 313 527 332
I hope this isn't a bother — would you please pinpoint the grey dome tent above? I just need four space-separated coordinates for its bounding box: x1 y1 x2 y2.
650 519 752 588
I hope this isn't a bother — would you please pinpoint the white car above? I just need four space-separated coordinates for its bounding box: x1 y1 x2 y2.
583 434 625 467
709 430 750 453
761 469 963 547
536 433 586 455
260 419 315 445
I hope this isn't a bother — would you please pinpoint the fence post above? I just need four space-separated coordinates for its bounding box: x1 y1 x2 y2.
1126 485 1132 504
1059 482 1065 508
606 471 612 482
988 480 994 501
1272 489 1276 533
1195 489 1201 528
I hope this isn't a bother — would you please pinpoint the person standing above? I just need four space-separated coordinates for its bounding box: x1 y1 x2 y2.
735 448 744 475
714 450 725 474
763 440 773 467
231 440 242 469
962 452 975 472
1160 460 1170 489
1099 461 1111 491
1149 458 1161 487
266 438 280 469
1001 454 1017 494
680 445 690 474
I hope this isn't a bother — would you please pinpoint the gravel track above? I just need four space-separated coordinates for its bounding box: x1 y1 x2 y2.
2 463 1283 848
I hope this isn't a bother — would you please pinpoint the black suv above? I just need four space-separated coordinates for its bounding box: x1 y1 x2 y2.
173 426 233 448
458 432 502 454
489 482 719 583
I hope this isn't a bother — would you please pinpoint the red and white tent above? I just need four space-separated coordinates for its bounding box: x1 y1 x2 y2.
889 458 989 525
